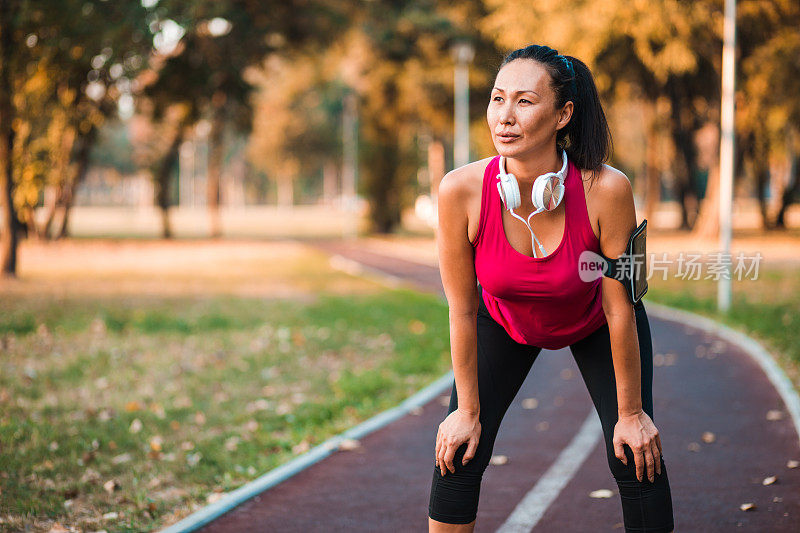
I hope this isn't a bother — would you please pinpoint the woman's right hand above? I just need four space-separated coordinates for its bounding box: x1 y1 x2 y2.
435 408 481 476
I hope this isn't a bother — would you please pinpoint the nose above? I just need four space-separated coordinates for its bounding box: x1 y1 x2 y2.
497 102 514 126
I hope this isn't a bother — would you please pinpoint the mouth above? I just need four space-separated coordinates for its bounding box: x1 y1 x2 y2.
497 133 520 143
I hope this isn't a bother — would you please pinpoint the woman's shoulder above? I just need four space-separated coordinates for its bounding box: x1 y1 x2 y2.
579 163 632 201
439 156 496 199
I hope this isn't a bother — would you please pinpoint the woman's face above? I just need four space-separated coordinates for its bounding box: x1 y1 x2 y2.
486 58 572 159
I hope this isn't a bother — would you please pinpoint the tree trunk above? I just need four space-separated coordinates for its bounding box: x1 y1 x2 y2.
774 153 799 229
154 118 188 239
40 185 59 239
206 92 226 238
667 80 701 230
322 159 338 204
56 128 97 239
692 163 720 239
747 131 772 231
0 0 19 277
366 132 401 234
276 175 294 207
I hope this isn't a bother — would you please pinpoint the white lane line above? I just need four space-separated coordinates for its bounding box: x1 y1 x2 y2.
496 410 603 533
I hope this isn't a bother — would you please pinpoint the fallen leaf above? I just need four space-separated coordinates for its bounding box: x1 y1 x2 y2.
224 436 240 452
490 455 508 465
438 395 450 407
762 475 777 486
102 511 119 520
111 453 133 465
787 460 799 469
702 432 716 443
129 418 143 434
292 439 311 455
337 438 361 451
409 406 423 416
590 489 614 498
207 492 225 504
194 412 206 425
408 320 426 334
766 410 784 421
103 479 120 493
47 523 69 533
49 441 59 452
687 442 701 452
80 468 101 484
522 398 538 409
739 502 755 511
125 401 143 412
149 403 166 419
150 435 163 452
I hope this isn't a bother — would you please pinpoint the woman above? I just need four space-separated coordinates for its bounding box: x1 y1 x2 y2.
427 44 675 532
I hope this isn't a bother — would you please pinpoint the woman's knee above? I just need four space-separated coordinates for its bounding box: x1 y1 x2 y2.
428 460 483 524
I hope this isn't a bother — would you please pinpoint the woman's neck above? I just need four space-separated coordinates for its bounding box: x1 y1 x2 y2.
505 146 563 184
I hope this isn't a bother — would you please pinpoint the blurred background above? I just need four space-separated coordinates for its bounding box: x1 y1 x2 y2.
1 1 799 531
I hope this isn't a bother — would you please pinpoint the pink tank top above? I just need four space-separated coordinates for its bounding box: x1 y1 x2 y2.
473 155 608 349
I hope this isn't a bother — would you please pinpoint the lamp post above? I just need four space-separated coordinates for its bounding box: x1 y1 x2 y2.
718 0 736 312
451 41 474 169
342 89 359 239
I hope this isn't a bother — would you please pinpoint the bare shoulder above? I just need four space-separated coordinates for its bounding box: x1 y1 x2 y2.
439 156 494 197
582 164 634 242
438 156 494 245
591 164 632 198
586 164 634 212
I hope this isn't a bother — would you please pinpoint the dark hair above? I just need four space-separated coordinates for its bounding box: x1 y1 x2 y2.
499 44 612 180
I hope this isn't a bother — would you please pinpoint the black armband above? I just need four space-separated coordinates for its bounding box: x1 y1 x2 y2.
599 219 649 305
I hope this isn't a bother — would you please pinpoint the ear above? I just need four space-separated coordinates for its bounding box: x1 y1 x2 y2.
556 101 574 131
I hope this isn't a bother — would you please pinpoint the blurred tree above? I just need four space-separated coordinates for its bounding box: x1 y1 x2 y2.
140 0 353 237
246 53 344 208
736 1 800 229
0 0 19 276
1 0 151 275
482 0 800 236
340 0 497 233
482 0 720 232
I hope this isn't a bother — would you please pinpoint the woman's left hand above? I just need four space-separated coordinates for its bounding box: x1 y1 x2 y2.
613 410 662 483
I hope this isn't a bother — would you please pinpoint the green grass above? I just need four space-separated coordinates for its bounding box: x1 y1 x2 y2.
0 288 451 532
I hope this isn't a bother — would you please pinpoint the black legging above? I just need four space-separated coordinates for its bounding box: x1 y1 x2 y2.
428 285 675 532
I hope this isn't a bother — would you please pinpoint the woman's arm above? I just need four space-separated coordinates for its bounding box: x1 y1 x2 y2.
597 166 642 417
436 168 480 415
596 165 662 483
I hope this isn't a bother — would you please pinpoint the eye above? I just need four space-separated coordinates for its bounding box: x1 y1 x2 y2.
492 96 503 102
519 99 531 104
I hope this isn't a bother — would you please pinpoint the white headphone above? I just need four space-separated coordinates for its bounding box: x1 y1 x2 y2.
496 149 569 257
